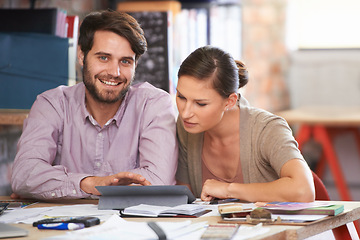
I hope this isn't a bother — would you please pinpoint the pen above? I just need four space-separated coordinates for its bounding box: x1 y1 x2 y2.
37 222 85 230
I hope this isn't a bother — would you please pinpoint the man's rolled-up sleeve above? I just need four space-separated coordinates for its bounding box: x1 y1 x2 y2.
11 95 92 200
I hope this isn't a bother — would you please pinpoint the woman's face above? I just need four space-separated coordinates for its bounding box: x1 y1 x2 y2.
176 75 229 134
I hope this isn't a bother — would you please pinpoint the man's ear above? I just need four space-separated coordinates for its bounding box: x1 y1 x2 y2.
225 93 238 110
77 46 84 67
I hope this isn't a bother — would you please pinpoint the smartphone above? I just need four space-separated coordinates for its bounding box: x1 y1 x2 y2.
32 216 100 228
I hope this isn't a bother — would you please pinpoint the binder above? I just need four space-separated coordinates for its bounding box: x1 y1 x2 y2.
0 8 67 37
0 32 69 109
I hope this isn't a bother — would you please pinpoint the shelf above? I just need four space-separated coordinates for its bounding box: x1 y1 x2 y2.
0 109 29 125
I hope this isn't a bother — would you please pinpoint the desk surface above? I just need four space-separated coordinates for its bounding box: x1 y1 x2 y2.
1 197 360 240
0 109 29 125
276 106 360 126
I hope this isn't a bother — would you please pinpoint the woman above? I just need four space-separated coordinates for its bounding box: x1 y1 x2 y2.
175 46 315 203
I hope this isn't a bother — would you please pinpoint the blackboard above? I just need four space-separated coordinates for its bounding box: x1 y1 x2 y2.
129 11 170 92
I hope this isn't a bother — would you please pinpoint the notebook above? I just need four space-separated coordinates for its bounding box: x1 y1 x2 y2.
0 222 28 238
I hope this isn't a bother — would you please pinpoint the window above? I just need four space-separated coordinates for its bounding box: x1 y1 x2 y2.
286 0 360 50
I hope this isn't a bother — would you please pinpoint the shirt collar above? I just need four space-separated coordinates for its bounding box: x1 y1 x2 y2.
79 83 132 128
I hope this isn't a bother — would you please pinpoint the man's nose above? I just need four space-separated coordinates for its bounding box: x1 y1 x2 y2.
108 62 120 77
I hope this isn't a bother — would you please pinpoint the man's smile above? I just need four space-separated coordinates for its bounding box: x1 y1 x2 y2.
99 79 122 86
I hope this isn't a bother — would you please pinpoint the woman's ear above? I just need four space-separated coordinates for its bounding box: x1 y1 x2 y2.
225 93 238 110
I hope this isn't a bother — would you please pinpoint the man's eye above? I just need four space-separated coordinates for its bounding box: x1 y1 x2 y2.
99 56 108 61
121 59 130 64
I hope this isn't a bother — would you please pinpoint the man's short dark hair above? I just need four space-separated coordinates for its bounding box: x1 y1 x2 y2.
78 10 147 61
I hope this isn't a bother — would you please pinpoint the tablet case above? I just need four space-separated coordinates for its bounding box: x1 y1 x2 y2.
96 185 196 210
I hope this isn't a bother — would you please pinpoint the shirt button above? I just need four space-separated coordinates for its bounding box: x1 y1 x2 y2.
72 190 77 194
51 192 55 197
96 162 101 167
98 132 103 137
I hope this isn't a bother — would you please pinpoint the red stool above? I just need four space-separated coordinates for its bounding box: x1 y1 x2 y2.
277 106 360 237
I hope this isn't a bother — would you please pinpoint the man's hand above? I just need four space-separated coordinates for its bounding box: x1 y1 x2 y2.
10 193 21 199
80 172 151 195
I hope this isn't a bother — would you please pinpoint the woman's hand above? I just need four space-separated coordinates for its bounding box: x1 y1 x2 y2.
200 179 231 201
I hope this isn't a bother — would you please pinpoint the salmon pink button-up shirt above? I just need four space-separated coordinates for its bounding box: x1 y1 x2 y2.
11 82 178 200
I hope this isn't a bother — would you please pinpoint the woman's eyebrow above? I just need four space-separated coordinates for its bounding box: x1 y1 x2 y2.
176 89 210 102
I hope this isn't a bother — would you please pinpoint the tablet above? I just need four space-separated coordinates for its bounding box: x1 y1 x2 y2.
0 223 28 238
96 185 196 210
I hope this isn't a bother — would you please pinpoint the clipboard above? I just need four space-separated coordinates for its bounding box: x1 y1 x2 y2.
96 185 196 210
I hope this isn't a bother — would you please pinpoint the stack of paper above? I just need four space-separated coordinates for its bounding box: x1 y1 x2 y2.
260 201 344 216
220 201 343 223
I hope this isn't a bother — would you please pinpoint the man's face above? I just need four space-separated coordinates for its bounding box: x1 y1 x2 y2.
79 30 136 104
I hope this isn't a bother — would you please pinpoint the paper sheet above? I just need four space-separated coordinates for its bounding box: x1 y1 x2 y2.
44 214 270 240
44 214 208 240
0 202 271 240
233 224 270 240
0 204 118 224
272 214 327 222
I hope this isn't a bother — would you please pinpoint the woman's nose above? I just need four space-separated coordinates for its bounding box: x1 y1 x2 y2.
181 103 194 119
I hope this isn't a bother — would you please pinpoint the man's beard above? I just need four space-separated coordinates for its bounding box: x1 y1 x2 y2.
82 61 133 104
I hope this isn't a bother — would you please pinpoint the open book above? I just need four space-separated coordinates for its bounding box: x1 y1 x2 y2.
121 204 210 218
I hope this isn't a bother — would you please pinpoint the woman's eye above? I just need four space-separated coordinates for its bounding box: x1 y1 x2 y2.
197 102 207 107
177 95 185 100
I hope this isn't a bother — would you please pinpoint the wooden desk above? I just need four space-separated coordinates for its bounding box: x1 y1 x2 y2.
0 109 29 126
2 197 360 240
277 106 360 201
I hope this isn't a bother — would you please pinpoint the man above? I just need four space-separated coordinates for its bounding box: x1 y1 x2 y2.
11 10 178 200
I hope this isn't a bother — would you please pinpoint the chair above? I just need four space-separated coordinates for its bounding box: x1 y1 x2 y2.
312 171 358 240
